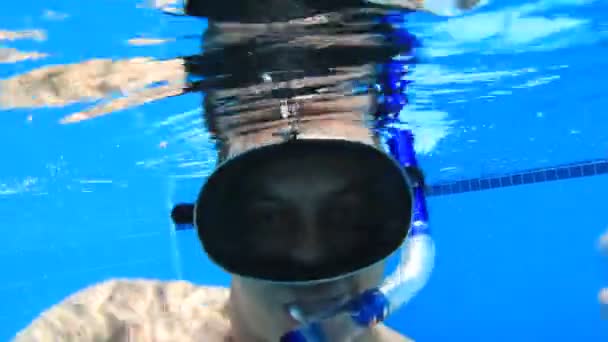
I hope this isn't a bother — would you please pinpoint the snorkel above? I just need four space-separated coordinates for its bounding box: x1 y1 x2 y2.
281 128 435 342
280 9 434 340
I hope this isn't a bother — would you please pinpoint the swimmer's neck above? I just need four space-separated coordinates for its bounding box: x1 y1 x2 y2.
227 286 389 342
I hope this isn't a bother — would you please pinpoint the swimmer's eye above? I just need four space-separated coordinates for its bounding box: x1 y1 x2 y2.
327 204 355 226
245 202 292 232
322 194 365 229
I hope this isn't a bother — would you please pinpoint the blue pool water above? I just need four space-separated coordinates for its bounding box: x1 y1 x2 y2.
1 0 607 341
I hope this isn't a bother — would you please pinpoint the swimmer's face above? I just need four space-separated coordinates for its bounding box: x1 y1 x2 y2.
243 151 377 268
231 263 386 340
219 146 406 282
226 148 402 339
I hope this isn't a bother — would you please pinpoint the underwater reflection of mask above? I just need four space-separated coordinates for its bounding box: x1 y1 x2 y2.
194 139 413 283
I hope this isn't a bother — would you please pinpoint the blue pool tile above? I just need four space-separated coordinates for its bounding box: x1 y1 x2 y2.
545 169 557 181
595 161 608 174
479 179 490 190
429 185 441 196
440 184 452 194
522 172 534 184
569 166 582 177
556 167 570 179
427 158 607 197
470 179 480 191
512 174 522 185
532 171 546 182
458 180 471 192
582 164 596 176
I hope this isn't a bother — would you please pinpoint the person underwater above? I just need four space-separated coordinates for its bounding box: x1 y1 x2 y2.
12 0 488 341
14 123 431 342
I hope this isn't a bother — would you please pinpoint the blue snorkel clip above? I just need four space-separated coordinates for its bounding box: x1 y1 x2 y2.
281 128 435 342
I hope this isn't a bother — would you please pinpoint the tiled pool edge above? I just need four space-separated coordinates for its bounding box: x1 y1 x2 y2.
428 159 608 197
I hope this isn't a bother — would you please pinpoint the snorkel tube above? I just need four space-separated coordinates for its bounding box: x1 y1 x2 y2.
281 129 435 342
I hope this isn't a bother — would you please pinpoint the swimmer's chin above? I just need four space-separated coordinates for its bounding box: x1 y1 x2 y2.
283 293 352 326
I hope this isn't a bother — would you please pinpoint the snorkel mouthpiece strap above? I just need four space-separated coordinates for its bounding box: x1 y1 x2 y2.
281 289 389 342
281 129 434 342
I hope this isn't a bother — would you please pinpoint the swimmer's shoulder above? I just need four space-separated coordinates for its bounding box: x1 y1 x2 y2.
13 278 232 342
375 324 415 342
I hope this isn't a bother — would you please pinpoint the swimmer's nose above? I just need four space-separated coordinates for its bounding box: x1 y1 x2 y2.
290 225 326 265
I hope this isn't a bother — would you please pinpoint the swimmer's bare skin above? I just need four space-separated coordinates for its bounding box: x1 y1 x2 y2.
13 279 412 342
13 279 231 342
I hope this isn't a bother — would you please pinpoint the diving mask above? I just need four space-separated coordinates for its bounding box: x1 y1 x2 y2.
194 139 413 283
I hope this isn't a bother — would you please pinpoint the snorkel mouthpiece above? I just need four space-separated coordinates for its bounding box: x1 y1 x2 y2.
282 289 390 342
281 129 435 342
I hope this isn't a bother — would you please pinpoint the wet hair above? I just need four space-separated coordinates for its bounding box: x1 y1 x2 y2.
183 4 415 162
185 0 406 22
